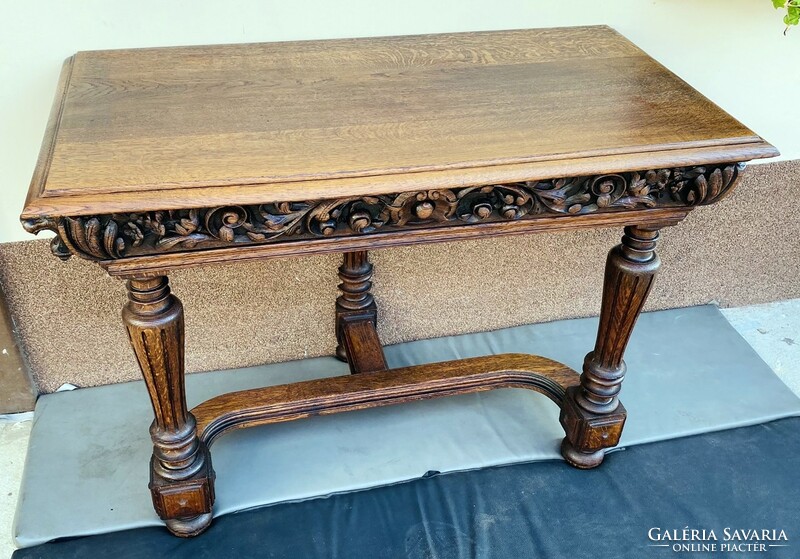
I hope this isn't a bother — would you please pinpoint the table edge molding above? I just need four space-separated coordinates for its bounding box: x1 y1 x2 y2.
21 144 776 219
21 163 743 272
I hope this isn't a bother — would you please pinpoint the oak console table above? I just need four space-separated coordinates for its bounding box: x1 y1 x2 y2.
21 26 777 537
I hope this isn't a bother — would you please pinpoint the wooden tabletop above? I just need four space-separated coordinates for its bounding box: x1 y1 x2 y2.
22 26 776 219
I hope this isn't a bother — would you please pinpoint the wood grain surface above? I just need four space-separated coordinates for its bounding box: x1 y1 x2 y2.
191 353 579 445
22 26 776 218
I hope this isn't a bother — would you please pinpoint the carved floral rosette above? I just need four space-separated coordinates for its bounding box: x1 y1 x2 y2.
22 163 745 261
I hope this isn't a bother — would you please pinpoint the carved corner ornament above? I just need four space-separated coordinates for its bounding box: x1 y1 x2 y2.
22 163 745 262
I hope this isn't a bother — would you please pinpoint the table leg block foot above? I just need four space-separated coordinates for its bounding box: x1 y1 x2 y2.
149 445 216 536
559 386 626 465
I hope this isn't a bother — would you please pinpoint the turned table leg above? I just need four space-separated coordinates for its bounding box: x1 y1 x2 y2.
335 251 387 373
122 276 215 536
560 226 661 468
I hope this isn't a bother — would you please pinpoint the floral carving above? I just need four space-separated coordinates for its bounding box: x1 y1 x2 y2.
383 190 457 226
22 163 745 262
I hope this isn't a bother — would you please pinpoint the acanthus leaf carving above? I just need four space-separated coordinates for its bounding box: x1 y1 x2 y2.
25 163 745 262
669 165 740 205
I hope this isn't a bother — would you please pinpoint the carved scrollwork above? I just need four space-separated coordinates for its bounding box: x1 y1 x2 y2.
669 165 740 205
456 184 536 223
21 217 71 260
24 163 745 262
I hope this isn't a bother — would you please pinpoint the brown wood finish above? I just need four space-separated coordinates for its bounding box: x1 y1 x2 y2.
335 250 387 373
20 26 775 221
559 225 661 468
101 205 689 277
581 226 661 415
21 143 776 221
121 277 214 536
193 353 580 445
18 27 779 537
339 321 388 374
24 163 749 266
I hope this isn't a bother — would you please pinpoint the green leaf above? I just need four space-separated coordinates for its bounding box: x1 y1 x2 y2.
774 0 786 8
785 6 800 25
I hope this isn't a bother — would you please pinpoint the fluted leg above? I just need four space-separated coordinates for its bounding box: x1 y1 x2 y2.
560 226 661 468
123 276 215 536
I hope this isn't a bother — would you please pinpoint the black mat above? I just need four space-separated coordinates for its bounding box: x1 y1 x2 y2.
16 418 799 559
